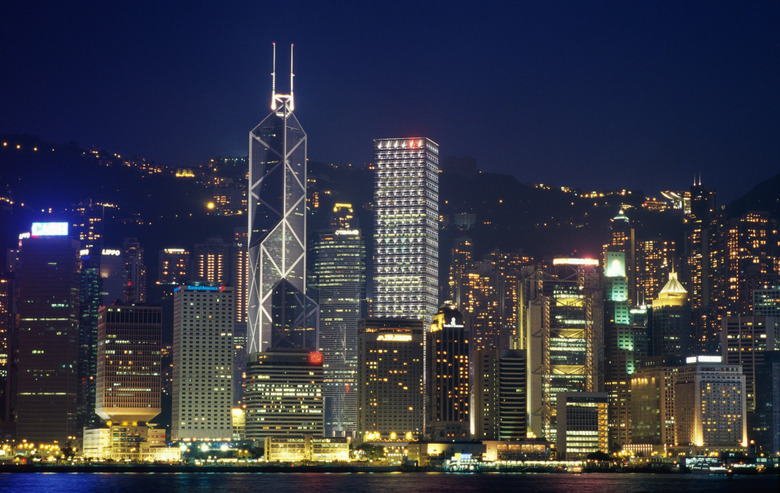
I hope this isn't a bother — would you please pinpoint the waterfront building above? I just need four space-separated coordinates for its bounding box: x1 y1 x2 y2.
630 362 679 450
473 348 526 440
248 43 317 353
172 284 234 442
524 258 603 443
96 303 162 423
555 392 609 460
357 318 424 442
427 305 469 440
754 351 780 455
15 222 80 444
674 355 747 448
373 137 439 323
244 348 323 440
310 203 365 437
264 435 349 462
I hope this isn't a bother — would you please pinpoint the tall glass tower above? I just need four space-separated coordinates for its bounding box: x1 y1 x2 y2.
310 203 366 437
373 138 439 322
248 43 318 353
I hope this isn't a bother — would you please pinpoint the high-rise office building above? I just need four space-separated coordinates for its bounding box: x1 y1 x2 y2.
357 318 424 442
449 237 473 308
427 305 469 440
96 304 162 423
754 351 780 455
754 285 780 317
649 272 691 357
473 348 526 441
194 237 231 285
172 285 234 442
630 363 679 450
635 238 676 305
248 43 317 353
158 248 190 285
78 247 126 431
461 250 527 354
373 137 439 322
524 258 603 443
721 315 779 425
603 251 634 448
123 237 147 303
722 212 780 315
244 348 324 440
310 203 365 437
15 222 80 443
674 355 747 448
602 210 636 304
0 274 12 427
231 227 248 407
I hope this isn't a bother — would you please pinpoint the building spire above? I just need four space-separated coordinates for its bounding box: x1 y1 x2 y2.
270 42 295 112
270 42 277 110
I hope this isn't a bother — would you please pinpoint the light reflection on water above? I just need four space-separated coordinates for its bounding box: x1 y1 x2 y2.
0 472 775 493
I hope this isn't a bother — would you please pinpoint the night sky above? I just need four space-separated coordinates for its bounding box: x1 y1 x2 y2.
2 1 779 201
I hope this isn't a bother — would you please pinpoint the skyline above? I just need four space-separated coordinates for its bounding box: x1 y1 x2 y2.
1 2 778 202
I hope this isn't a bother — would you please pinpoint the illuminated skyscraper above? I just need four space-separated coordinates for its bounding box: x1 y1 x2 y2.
122 237 146 303
635 238 676 305
722 315 778 410
310 203 365 437
427 305 469 440
96 304 162 423
373 137 439 322
650 272 692 357
158 248 190 285
194 237 231 285
461 250 527 354
473 348 526 440
244 348 324 440
357 318 424 442
78 247 125 431
603 251 634 448
602 210 636 304
15 222 80 443
674 356 747 448
172 285 234 442
248 43 317 353
448 236 473 308
524 258 603 443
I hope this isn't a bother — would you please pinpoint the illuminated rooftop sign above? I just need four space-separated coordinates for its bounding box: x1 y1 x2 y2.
174 285 225 292
685 355 723 364
102 249 121 256
164 248 187 254
31 222 68 237
377 334 412 342
553 258 599 266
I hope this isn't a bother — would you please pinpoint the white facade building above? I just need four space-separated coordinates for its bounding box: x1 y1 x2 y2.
172 285 234 441
373 138 439 322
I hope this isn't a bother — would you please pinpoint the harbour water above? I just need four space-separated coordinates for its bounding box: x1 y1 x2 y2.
0 472 776 493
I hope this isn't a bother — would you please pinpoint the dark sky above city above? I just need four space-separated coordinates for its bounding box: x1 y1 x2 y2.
2 1 778 202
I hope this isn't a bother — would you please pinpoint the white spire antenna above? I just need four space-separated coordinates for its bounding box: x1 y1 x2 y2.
289 43 295 111
271 42 277 110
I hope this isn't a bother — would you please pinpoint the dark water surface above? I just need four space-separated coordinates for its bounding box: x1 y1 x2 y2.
0 472 776 493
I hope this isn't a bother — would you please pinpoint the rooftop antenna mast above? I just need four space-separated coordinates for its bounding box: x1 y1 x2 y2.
289 43 295 111
270 42 295 112
270 42 277 110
